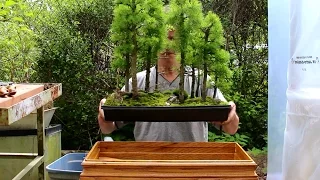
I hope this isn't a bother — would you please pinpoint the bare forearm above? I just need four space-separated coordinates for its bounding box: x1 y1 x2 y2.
222 113 239 135
211 101 239 135
98 113 116 134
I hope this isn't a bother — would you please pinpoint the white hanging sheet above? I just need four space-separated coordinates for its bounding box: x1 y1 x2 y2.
283 0 320 179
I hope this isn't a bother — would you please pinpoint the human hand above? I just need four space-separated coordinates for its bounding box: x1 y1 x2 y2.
98 98 107 121
212 101 237 126
98 98 117 134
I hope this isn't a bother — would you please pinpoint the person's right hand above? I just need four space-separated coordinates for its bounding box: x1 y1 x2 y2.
98 98 106 121
98 98 116 134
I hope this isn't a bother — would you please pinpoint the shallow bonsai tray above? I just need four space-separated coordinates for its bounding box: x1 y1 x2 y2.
101 105 231 122
80 141 258 179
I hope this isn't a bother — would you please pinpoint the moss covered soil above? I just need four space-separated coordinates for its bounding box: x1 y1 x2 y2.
104 90 229 107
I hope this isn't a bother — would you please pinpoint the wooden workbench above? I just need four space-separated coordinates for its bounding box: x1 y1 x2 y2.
0 83 62 180
0 84 44 108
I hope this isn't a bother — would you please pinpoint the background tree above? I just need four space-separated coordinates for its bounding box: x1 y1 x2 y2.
34 0 116 149
0 0 39 82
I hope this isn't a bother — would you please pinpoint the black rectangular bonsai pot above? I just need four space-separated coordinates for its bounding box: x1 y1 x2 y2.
101 105 231 122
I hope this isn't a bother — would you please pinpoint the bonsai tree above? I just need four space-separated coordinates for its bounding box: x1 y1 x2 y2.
140 0 166 92
186 30 202 98
111 40 131 92
111 0 165 97
109 0 230 106
209 48 232 99
198 11 230 101
102 0 232 124
167 0 203 103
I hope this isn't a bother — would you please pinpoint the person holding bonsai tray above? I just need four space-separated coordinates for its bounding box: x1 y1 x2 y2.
97 60 239 141
97 31 239 141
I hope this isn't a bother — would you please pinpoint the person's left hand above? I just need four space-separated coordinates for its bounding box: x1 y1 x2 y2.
212 101 237 126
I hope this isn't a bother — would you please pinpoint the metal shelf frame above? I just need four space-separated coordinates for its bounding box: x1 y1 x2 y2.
0 83 62 180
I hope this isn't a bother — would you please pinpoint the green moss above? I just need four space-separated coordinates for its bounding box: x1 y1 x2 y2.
104 90 228 107
172 89 188 100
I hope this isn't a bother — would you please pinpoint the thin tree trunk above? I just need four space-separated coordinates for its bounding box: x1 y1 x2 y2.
155 63 159 91
131 29 138 98
191 64 196 98
213 76 218 99
201 31 210 101
196 64 200 97
201 60 208 101
145 47 152 92
125 53 130 92
179 50 185 103
178 15 185 103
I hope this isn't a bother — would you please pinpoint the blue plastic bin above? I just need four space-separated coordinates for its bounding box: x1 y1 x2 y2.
46 153 86 180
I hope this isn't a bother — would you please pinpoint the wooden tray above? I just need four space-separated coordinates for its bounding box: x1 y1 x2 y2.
81 141 258 179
